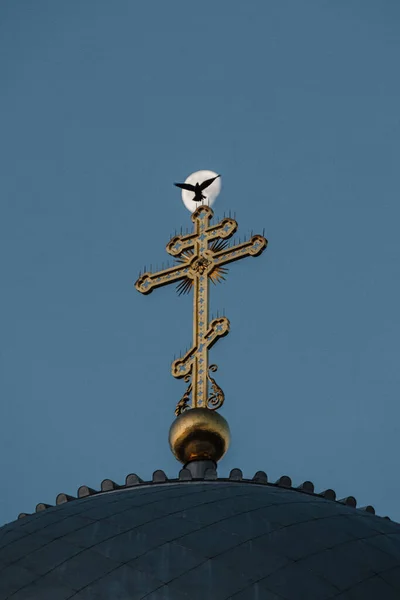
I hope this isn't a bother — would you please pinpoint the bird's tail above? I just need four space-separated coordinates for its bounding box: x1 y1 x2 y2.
193 193 206 203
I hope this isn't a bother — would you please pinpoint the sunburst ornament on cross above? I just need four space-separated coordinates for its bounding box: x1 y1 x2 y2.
135 176 268 423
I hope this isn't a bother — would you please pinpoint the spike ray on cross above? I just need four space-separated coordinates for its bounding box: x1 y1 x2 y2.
135 205 267 415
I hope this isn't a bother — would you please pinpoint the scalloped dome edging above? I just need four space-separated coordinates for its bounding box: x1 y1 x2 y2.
18 466 385 521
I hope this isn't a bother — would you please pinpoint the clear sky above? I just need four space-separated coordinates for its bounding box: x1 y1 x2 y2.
1 1 399 526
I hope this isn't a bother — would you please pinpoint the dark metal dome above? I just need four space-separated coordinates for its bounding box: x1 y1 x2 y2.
1 468 400 599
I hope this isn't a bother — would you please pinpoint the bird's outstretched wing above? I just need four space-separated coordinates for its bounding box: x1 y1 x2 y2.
174 182 196 192
199 174 220 191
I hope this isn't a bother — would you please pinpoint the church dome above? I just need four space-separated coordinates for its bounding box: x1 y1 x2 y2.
1 468 400 599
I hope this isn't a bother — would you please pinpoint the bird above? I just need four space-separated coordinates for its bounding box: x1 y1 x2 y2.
174 174 220 203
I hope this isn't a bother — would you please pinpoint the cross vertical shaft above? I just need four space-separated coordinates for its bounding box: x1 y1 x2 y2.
192 210 209 408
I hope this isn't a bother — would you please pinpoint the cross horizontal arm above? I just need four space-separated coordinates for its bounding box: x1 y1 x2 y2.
167 233 197 256
171 347 195 378
166 218 237 256
203 317 230 350
135 263 189 295
205 218 237 241
212 234 267 268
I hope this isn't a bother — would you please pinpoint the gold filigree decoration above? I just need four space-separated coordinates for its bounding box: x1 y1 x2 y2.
192 256 210 274
206 364 225 411
175 376 192 417
176 239 229 296
175 365 225 415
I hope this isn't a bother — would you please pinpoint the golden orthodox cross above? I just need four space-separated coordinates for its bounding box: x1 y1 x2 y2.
135 205 267 416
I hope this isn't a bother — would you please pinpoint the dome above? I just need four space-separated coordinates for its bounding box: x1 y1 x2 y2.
1 468 400 599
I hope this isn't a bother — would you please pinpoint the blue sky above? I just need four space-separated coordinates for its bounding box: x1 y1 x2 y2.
1 1 400 525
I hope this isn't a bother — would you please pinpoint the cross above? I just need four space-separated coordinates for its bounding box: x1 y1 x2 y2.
135 205 267 416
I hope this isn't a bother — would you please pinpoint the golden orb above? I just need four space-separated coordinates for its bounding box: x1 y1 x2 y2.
169 408 230 464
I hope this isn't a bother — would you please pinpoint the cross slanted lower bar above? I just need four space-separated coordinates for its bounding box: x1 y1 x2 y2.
135 205 267 416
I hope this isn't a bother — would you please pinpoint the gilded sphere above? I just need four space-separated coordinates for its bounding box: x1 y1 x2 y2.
169 408 230 464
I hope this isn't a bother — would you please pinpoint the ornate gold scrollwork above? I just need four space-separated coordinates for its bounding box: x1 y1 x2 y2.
191 256 211 275
206 364 225 411
175 376 192 417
